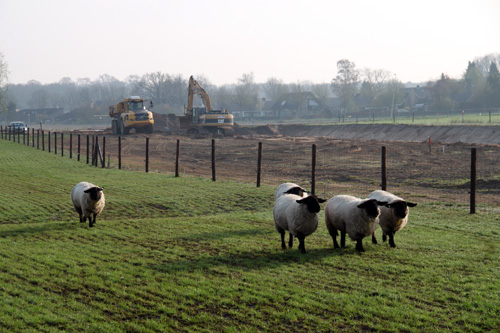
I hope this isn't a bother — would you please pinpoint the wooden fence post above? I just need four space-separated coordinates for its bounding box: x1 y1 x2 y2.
37 130 39 149
311 144 317 195
48 131 51 153
54 132 57 155
118 136 122 170
70 133 72 159
61 132 64 157
211 139 216 181
17 128 20 143
24 128 27 145
102 136 106 168
42 130 45 151
175 139 180 177
77 134 81 161
0 125 2 140
381 146 387 191
32 128 35 147
145 137 149 172
470 148 477 214
257 142 262 187
86 135 89 164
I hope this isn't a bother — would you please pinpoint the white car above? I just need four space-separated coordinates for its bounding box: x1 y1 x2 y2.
9 121 28 134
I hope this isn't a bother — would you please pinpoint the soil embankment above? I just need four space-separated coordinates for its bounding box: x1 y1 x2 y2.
235 124 500 145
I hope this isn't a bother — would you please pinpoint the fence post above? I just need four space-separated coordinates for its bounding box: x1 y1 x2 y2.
78 134 81 161
32 128 35 147
42 130 45 151
145 137 149 172
211 139 216 181
311 144 317 195
175 139 180 177
37 130 39 149
470 148 477 214
17 128 20 143
381 146 387 191
48 131 51 153
256 142 262 187
118 136 122 170
0 125 2 140
24 128 27 145
102 136 106 168
86 135 89 164
61 132 64 157
54 132 57 155
70 133 72 159
8 126 11 141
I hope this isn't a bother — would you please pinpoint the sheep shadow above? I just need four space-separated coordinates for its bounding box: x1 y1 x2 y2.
0 221 81 238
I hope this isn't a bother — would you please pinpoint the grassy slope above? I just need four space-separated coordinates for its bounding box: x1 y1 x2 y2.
1 140 499 331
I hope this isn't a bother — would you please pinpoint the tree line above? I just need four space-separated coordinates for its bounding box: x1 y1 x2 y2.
1 52 499 122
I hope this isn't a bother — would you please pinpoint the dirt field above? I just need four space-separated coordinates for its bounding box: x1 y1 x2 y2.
62 123 500 211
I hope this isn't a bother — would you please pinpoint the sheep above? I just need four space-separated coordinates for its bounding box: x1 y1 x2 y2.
274 182 308 200
71 182 105 228
367 190 417 248
324 195 387 252
273 193 326 253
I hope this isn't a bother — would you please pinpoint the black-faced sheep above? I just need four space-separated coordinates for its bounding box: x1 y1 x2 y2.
324 195 387 252
367 190 417 248
273 193 326 253
274 182 308 200
71 182 105 228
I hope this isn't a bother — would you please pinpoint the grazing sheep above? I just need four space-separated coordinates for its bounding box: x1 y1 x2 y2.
71 182 105 228
367 190 417 248
324 195 387 252
273 193 326 253
274 182 308 200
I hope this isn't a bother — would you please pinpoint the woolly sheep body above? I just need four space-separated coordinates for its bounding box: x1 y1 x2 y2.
274 182 308 200
71 182 105 228
273 193 325 253
367 190 417 248
324 195 385 252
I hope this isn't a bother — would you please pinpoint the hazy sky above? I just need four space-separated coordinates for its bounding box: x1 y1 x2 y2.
1 0 499 86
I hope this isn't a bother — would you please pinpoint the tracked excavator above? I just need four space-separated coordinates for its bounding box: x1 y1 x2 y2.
177 75 234 136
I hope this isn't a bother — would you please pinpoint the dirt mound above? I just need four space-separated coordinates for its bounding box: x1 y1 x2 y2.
234 124 500 145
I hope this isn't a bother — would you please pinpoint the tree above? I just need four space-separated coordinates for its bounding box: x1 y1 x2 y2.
262 77 288 102
28 89 49 109
485 62 500 107
138 72 169 104
0 52 9 113
235 72 259 111
430 73 461 111
331 59 360 112
311 83 331 112
360 68 392 106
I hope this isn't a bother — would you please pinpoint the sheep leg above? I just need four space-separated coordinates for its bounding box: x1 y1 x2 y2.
332 235 340 249
388 232 396 248
89 214 96 228
280 231 287 250
297 233 306 253
372 232 378 244
288 233 294 249
340 231 346 248
355 239 365 252
382 233 387 242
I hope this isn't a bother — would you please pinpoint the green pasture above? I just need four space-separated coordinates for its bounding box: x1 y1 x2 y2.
1 139 499 331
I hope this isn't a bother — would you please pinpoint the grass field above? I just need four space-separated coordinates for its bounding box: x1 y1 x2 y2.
1 139 500 331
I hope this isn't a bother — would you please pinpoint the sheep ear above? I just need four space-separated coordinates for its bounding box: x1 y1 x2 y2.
84 188 91 193
296 198 306 204
97 187 103 191
318 198 327 203
407 202 417 207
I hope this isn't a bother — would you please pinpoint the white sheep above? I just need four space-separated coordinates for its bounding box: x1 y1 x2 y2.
367 190 417 248
71 182 105 228
274 182 308 200
273 193 326 253
324 195 387 252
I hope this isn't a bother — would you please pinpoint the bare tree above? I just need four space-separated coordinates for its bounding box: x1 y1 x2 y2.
473 53 500 76
235 72 259 111
138 72 169 104
28 89 49 109
311 83 331 108
262 77 288 102
0 51 8 113
331 59 360 112
360 68 392 105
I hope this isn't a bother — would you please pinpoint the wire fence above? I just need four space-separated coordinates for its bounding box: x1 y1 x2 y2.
2 125 500 213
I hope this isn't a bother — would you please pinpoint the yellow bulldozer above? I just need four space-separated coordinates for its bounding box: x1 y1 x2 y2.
177 76 234 136
109 96 154 135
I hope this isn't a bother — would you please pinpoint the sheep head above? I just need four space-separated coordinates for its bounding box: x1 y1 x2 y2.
296 195 327 214
84 186 104 201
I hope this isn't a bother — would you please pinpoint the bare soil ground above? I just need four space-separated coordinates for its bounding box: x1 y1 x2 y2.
64 123 500 211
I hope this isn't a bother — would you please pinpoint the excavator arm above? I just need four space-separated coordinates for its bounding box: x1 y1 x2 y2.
187 76 212 113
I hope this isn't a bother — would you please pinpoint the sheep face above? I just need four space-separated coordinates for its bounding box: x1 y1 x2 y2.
386 200 417 219
296 195 327 214
357 199 387 218
84 186 103 201
284 186 308 197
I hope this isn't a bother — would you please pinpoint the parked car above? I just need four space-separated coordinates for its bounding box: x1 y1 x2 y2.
9 121 28 134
